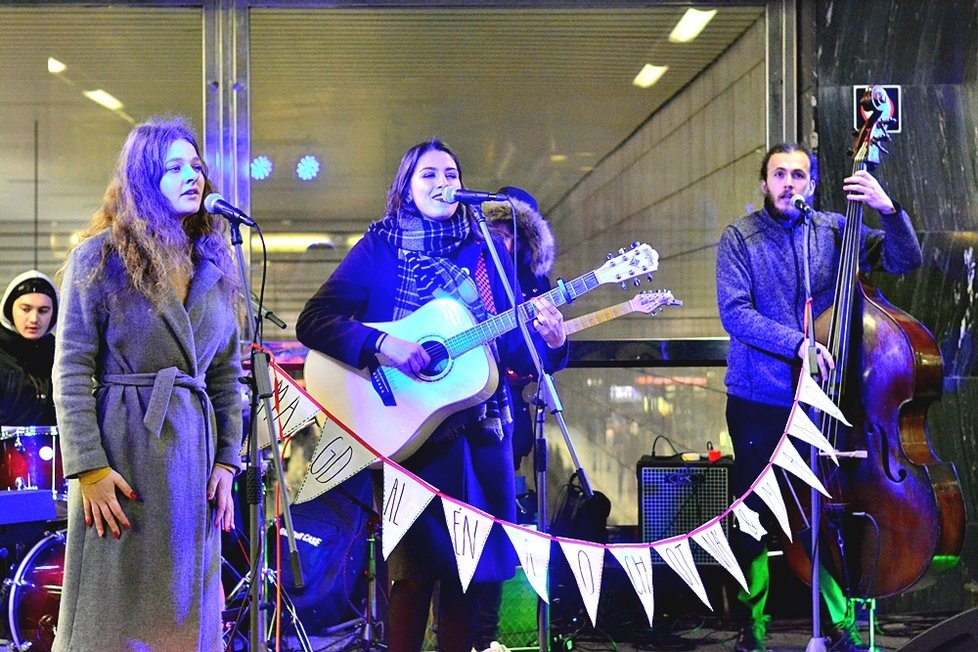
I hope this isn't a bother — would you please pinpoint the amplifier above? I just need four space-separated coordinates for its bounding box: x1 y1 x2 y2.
636 455 732 565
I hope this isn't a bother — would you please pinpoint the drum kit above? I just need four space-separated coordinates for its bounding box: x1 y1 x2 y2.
0 425 66 652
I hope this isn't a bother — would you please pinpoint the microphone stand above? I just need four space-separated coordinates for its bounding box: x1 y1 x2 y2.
470 202 594 652
799 205 827 652
226 216 307 652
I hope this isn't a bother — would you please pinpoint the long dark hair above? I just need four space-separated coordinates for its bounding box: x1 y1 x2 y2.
384 138 475 226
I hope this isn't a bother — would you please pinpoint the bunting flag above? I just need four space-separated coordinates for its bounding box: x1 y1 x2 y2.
772 437 831 497
247 360 322 452
381 463 436 560
275 336 858 626
607 545 655 626
797 371 852 426
558 539 605 627
294 417 379 504
650 538 712 610
732 502 767 541
690 521 748 592
441 497 494 592
502 523 552 602
786 405 839 465
752 468 793 542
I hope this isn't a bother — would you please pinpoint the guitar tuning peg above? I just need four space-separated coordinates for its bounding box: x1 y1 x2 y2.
633 279 641 287
607 253 614 260
631 241 640 249
618 248 626 255
646 274 654 283
620 281 627 290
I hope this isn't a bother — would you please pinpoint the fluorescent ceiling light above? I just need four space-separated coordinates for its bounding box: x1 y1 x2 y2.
83 89 124 111
669 8 717 43
253 233 335 253
47 57 66 74
633 64 669 88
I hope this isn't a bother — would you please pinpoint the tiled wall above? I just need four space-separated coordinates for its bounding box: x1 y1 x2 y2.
533 19 766 526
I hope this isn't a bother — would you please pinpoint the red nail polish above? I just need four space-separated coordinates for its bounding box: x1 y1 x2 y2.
114 531 121 539
85 518 92 527
123 522 131 530
130 491 138 501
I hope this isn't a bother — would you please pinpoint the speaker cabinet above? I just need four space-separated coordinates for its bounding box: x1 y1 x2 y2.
636 455 732 565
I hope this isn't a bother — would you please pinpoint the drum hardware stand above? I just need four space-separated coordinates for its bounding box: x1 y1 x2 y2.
227 211 307 651
470 202 606 652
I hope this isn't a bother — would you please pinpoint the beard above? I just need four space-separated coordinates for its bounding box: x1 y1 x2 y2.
764 191 803 223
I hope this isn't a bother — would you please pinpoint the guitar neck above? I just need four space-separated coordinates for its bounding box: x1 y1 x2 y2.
564 299 634 336
445 270 600 356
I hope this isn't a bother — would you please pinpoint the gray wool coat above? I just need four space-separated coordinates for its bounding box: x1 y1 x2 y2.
52 231 243 652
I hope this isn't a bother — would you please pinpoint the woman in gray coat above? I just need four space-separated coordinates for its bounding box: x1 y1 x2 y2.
53 116 243 651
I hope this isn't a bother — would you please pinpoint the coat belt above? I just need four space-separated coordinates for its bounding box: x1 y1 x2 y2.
100 367 209 439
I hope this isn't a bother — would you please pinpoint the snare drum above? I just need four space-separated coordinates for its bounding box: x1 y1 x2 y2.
0 426 66 497
6 529 64 652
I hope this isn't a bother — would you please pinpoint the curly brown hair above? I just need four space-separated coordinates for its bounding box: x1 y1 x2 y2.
70 116 239 308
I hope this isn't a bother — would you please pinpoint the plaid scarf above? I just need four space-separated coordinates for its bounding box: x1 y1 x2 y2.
368 204 512 441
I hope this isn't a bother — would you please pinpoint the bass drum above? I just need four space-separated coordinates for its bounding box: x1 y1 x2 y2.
6 529 64 652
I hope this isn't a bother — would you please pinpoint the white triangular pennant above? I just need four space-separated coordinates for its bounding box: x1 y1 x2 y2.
691 521 748 593
248 362 323 452
294 418 379 504
441 498 494 592
380 463 436 560
608 545 655 626
732 502 767 541
752 467 793 542
650 538 712 610
772 437 831 497
557 539 605 627
798 371 852 426
786 406 838 465
502 523 552 603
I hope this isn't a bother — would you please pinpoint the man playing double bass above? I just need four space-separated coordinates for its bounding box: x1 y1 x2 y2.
716 142 922 652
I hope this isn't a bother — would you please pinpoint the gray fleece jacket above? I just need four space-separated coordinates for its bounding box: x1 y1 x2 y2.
716 206 922 407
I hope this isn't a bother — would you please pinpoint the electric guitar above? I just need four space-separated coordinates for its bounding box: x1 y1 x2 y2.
303 243 658 462
563 289 682 336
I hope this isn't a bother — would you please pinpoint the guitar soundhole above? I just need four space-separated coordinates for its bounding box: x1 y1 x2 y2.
420 340 451 379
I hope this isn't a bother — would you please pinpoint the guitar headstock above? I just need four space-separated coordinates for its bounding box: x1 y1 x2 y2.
630 289 682 315
594 242 659 288
853 85 894 168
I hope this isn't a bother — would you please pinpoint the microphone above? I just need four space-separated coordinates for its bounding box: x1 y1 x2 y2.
791 194 814 216
440 187 509 204
251 292 287 329
203 193 257 228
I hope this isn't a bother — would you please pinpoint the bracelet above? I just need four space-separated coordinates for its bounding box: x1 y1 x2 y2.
375 332 389 354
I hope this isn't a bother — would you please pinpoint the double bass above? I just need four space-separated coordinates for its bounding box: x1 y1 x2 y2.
783 86 965 598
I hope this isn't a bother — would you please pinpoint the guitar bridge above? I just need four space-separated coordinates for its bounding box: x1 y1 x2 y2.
371 366 396 406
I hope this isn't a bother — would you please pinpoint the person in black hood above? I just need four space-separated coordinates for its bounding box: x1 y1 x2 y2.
0 270 58 425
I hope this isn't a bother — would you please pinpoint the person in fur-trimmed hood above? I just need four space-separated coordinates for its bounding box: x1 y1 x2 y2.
483 186 556 302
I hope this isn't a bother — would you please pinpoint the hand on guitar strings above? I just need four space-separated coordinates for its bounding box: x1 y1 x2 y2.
377 333 431 377
530 296 566 349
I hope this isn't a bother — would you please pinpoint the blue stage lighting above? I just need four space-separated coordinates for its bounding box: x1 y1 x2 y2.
251 155 273 181
296 155 320 181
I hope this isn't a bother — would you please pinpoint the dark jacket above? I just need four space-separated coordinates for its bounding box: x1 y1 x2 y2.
0 270 58 425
